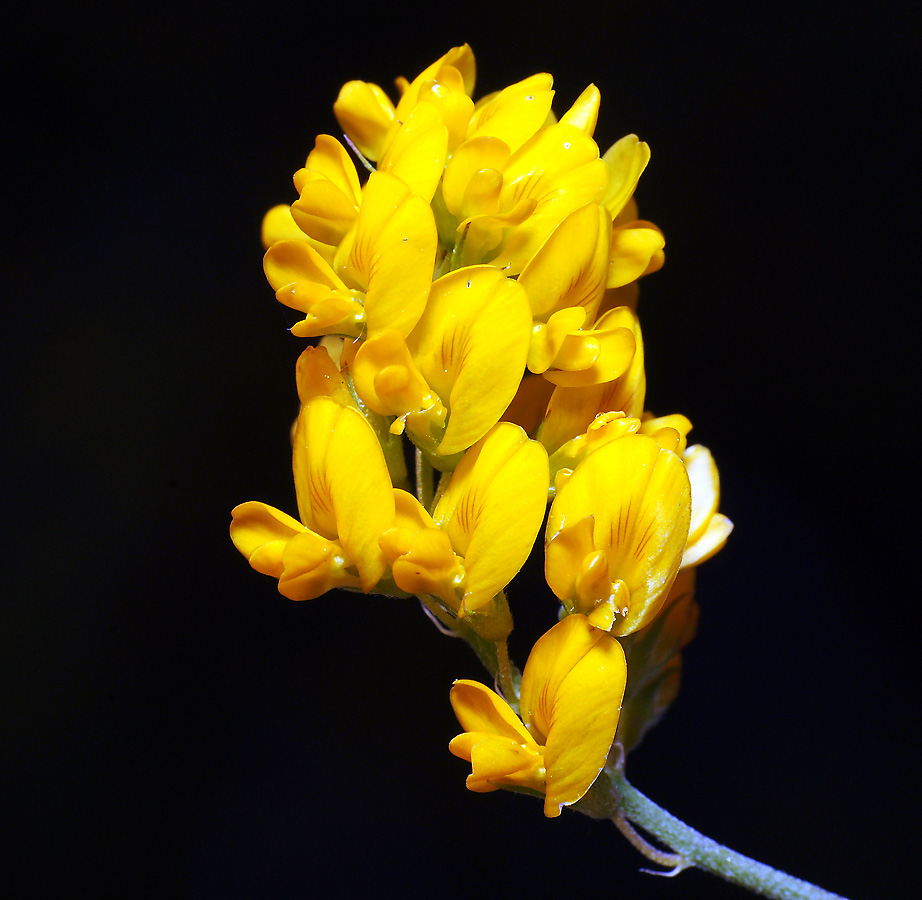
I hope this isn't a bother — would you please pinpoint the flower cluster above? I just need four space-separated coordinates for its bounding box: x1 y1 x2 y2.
232 44 731 817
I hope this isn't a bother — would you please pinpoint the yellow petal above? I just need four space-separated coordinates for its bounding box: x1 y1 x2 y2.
450 679 536 745
558 84 601 136
261 204 312 249
441 136 512 218
527 307 587 375
459 168 505 219
607 221 666 289
392 487 437 531
394 44 477 121
682 513 733 569
351 329 446 424
278 530 352 601
387 527 462 607
408 267 532 456
380 490 463 607
541 320 636 387
463 735 546 793
230 501 305 577
280 286 365 339
367 198 438 337
264 238 350 294
543 515 597 610
379 102 449 201
587 593 619 630
333 80 396 161
448 676 549 791
641 413 693 457
417 66 475 151
546 412 642 487
454 196 537 268
546 434 691 636
493 157 609 275
291 175 358 247
519 203 611 321
539 306 646 453
684 444 720 544
294 345 355 408
301 134 363 200
344 172 410 286
518 615 626 816
292 398 395 591
434 424 549 612
502 123 601 210
346 172 437 337
290 135 362 245
467 73 555 153
265 240 364 337
602 134 651 218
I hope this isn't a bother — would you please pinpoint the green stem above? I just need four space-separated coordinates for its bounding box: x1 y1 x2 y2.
495 639 515 704
415 447 434 511
595 770 849 900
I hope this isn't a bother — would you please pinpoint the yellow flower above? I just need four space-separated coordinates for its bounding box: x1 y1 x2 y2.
545 432 691 635
264 172 437 339
334 44 476 163
640 412 693 455
289 135 363 247
518 202 612 326
378 489 464 609
376 101 448 202
546 410 642 491
230 396 395 600
444 121 609 273
449 614 626 817
433 422 548 615
379 423 548 634
350 266 532 460
538 305 646 454
293 343 356 410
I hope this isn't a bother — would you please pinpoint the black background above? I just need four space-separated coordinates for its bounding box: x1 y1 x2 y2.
4 2 917 897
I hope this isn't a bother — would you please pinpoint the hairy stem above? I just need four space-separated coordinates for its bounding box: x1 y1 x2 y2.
589 769 849 900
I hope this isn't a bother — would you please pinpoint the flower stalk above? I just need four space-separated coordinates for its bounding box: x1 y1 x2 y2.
415 446 434 510
494 634 516 707
598 770 849 900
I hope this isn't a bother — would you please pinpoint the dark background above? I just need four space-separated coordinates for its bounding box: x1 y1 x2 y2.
4 2 917 897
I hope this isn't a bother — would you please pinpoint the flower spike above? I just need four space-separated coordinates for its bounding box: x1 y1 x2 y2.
234 47 743 861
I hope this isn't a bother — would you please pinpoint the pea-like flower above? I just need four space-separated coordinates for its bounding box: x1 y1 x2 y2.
351 266 532 460
379 422 548 633
449 613 626 817
538 305 647 455
545 432 691 635
289 134 363 247
334 44 476 163
264 171 437 339
230 396 395 600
